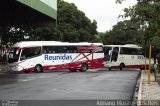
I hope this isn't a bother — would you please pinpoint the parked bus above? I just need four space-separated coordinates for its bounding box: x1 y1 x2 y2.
104 44 150 70
7 41 104 73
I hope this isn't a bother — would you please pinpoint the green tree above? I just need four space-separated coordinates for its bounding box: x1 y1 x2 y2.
57 0 97 42
95 31 111 45
108 20 143 45
116 0 160 58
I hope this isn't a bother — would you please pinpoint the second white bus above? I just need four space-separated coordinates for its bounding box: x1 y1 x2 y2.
103 44 150 70
7 41 104 73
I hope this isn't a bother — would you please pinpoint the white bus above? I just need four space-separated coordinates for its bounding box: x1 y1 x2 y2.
7 41 104 73
103 44 149 70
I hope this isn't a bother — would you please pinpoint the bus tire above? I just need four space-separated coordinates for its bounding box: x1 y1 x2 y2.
79 63 88 72
70 69 77 72
34 64 43 73
120 63 125 70
109 67 111 70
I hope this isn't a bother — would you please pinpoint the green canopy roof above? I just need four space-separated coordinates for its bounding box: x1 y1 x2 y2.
17 0 57 20
0 0 57 26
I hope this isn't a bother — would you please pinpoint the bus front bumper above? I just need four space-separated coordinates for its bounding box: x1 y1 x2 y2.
6 64 23 72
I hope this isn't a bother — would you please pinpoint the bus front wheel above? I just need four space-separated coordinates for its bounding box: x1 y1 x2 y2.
34 64 43 73
79 63 88 72
120 63 125 70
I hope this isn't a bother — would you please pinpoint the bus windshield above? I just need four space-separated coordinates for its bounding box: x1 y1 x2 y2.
8 48 20 63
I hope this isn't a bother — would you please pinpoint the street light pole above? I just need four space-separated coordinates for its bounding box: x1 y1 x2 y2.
145 52 146 73
148 43 151 84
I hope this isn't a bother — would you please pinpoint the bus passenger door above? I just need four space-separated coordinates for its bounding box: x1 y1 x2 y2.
103 47 112 62
111 47 119 62
108 50 112 62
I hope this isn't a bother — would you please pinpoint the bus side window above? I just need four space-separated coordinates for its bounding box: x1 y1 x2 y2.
42 47 48 53
20 48 30 60
61 46 78 53
85 49 92 53
30 47 41 57
42 46 58 54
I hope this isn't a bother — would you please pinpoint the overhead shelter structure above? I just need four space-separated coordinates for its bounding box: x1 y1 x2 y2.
0 0 57 26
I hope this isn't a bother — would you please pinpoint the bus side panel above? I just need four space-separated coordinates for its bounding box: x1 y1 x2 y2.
41 53 104 70
15 48 104 72
42 54 73 70
18 55 43 72
108 55 150 69
91 53 104 68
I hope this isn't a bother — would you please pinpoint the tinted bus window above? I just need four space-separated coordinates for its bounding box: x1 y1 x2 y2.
59 46 78 53
43 46 59 53
43 46 104 54
21 47 41 60
43 46 78 53
120 47 142 55
95 46 103 53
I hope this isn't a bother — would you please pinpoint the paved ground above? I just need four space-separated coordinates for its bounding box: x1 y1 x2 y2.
0 63 6 73
0 67 140 106
138 70 160 99
137 70 160 106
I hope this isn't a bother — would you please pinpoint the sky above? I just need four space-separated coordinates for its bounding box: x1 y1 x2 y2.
63 0 137 32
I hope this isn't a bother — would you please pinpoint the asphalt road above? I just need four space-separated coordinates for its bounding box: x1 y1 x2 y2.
0 69 140 106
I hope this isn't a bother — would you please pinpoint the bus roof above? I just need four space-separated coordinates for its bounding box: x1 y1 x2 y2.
103 45 123 47
122 44 141 48
104 44 141 48
12 41 103 48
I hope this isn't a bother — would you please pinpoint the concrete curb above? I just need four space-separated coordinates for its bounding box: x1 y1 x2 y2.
138 70 142 100
137 70 143 105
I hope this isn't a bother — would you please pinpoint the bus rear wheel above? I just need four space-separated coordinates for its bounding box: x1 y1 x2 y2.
34 64 43 73
79 63 88 72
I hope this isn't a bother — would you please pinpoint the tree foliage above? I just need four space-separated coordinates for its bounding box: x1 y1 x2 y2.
57 0 97 42
114 0 160 56
95 31 111 45
107 20 144 45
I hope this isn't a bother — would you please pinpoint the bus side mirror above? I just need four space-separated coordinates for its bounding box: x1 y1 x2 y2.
109 50 112 55
20 56 26 60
